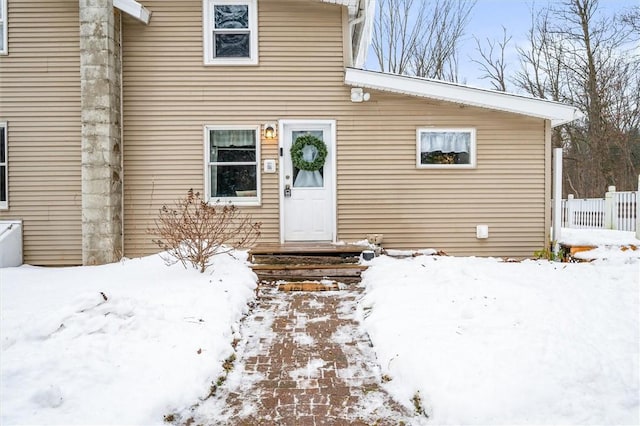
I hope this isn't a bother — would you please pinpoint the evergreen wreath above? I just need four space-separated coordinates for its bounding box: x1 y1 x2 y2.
290 135 328 171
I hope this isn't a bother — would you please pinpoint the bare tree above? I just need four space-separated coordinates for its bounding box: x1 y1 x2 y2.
621 5 639 32
471 26 511 91
372 0 475 81
514 0 640 197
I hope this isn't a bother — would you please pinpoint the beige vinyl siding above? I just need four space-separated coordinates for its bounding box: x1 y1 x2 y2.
122 0 549 258
121 0 346 256
0 0 82 265
336 92 548 257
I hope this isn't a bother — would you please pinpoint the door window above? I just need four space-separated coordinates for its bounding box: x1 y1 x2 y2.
291 130 324 188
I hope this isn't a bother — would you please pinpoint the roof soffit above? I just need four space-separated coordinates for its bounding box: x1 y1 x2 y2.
114 0 151 24
345 68 584 127
316 0 360 17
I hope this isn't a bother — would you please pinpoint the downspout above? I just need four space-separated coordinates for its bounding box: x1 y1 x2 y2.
119 11 125 257
552 148 563 257
349 16 365 27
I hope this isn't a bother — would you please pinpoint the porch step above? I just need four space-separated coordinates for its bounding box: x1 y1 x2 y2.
252 254 360 265
251 263 367 284
250 243 365 262
277 280 343 292
249 243 369 285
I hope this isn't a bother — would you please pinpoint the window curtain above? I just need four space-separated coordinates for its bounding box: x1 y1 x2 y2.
293 145 323 187
210 129 255 162
421 132 470 153
211 129 255 148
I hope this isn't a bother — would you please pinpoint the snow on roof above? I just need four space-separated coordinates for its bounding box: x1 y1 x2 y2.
344 68 584 127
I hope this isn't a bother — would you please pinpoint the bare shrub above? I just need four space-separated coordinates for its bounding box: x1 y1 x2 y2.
149 189 261 272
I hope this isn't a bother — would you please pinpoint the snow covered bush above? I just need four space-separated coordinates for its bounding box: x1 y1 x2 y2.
149 189 261 272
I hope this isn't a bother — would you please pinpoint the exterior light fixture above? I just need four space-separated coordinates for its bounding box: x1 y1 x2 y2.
350 87 370 103
263 123 277 140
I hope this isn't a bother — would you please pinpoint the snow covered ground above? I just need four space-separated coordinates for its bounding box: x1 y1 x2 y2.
0 252 257 425
1 229 638 425
359 250 639 424
558 228 640 261
559 228 640 247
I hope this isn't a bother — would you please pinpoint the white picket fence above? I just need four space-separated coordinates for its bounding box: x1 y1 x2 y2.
560 188 637 232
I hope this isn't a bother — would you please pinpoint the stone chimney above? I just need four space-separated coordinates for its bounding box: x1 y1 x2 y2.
79 0 122 265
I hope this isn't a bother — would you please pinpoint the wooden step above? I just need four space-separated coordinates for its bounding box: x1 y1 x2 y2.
277 281 343 292
259 275 363 284
251 264 367 284
249 243 366 265
251 264 367 274
569 245 597 256
250 243 365 256
252 254 360 265
250 243 369 284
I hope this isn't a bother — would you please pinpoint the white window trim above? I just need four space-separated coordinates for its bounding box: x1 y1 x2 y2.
203 0 258 66
416 127 477 169
0 122 7 209
0 0 7 55
204 125 261 206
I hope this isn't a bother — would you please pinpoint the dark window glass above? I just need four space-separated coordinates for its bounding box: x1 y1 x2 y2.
0 126 5 202
0 166 5 202
212 5 250 58
0 127 4 162
421 151 470 165
214 33 250 58
214 5 248 28
214 147 256 163
210 165 257 198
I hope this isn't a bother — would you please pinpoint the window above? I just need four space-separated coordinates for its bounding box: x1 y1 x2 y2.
0 0 6 55
0 123 7 209
203 0 258 65
205 126 260 205
417 128 476 168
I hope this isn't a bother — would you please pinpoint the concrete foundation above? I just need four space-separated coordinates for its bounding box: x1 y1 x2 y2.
79 0 122 265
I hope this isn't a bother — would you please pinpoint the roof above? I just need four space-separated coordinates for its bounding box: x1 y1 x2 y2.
344 68 584 127
114 0 151 24
318 0 360 17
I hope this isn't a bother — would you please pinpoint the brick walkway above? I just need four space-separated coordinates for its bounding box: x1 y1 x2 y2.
188 283 423 425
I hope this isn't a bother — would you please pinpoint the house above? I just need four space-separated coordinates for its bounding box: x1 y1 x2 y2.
0 0 582 266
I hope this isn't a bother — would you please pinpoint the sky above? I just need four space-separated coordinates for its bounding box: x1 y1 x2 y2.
367 0 639 90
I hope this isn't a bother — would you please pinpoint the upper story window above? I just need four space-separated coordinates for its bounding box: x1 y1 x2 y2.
0 0 7 55
205 126 261 206
0 123 7 209
417 128 477 169
203 0 258 65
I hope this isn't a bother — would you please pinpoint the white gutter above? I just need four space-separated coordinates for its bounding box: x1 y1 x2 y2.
345 68 584 127
318 0 359 17
352 0 375 68
114 0 151 24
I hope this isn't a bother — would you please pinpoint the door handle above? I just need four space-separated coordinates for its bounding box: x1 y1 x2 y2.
284 184 291 198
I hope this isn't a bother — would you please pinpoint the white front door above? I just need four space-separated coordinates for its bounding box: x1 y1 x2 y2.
281 120 335 242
